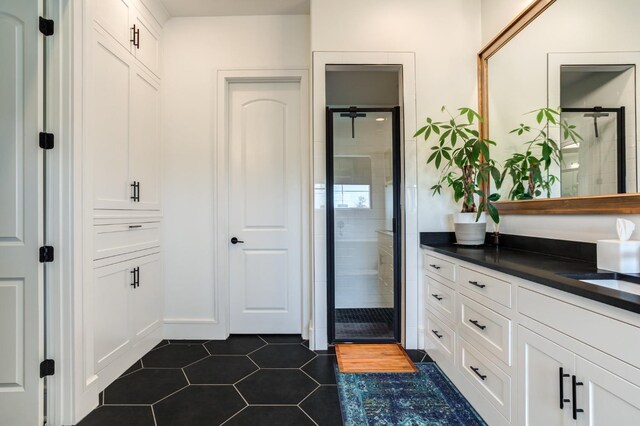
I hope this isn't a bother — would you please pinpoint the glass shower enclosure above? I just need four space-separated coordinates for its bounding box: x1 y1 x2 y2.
326 106 402 343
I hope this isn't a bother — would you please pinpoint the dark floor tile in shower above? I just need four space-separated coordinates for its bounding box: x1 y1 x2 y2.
300 386 343 426
204 335 266 355
77 406 155 426
223 406 315 426
153 385 246 426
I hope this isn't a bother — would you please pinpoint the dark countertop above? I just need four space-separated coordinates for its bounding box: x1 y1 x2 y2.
421 243 640 315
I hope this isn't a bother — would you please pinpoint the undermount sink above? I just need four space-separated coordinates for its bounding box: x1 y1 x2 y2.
559 272 640 296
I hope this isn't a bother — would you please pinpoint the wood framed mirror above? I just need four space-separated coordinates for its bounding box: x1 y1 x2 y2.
478 0 640 215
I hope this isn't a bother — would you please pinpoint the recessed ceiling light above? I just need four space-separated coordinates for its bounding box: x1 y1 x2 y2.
376 118 385 122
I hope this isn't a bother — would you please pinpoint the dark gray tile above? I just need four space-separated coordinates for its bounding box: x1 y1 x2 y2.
152 340 170 351
204 335 266 355
77 406 154 426
302 340 309 348
259 334 304 343
223 406 315 426
142 343 208 368
314 346 336 355
300 386 343 426
405 349 427 363
184 356 258 384
153 385 245 426
120 360 142 377
249 344 316 368
302 355 337 384
104 369 187 404
236 369 318 404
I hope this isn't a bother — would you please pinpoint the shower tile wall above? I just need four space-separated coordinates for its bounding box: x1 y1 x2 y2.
333 115 394 309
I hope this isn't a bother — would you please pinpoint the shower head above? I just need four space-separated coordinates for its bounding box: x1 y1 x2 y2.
583 112 610 118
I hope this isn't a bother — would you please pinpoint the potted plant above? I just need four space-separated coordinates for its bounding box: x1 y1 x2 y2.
502 107 582 200
415 107 502 245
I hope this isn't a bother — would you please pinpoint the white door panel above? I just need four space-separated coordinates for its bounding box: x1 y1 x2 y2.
130 67 160 210
90 0 132 50
133 15 159 77
132 254 162 340
229 82 302 333
0 0 43 424
90 30 132 210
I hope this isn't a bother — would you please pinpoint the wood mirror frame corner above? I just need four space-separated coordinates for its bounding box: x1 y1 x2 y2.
477 0 640 215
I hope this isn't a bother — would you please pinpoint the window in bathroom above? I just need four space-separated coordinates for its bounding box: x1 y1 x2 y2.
333 156 372 209
334 184 371 208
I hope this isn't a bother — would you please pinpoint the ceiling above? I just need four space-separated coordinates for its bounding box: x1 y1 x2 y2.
160 0 310 17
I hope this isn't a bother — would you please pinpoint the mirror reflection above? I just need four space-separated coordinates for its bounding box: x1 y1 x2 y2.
488 0 640 201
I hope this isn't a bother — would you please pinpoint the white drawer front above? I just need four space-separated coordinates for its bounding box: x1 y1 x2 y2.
425 310 455 364
425 276 456 324
519 287 640 369
94 221 161 260
424 253 456 283
458 336 512 422
458 265 512 308
460 295 512 366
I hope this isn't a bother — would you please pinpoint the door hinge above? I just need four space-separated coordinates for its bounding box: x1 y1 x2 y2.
39 132 54 150
39 17 54 36
39 246 54 263
40 359 55 378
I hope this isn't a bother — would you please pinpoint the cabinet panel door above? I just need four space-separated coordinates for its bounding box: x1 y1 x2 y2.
132 254 162 340
129 67 161 210
518 326 575 426
576 357 640 426
90 0 132 49
89 31 133 210
94 262 134 372
133 15 160 77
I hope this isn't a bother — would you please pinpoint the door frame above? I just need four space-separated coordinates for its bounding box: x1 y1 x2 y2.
325 106 403 344
216 69 311 338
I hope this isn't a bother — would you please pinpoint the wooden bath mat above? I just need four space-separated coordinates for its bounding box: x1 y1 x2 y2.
335 343 418 373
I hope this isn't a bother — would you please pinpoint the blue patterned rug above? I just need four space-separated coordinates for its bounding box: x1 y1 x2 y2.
336 363 487 425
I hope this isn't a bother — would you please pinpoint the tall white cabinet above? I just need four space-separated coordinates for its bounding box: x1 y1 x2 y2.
81 0 164 412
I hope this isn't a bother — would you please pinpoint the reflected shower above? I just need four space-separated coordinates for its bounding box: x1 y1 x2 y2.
584 107 610 138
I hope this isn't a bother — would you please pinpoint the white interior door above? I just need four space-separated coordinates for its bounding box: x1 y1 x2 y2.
0 0 43 424
229 81 302 334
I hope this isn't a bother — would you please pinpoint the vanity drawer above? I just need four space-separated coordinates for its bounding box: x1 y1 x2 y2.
458 336 512 422
459 295 512 366
424 253 456 283
94 222 161 260
425 276 456 324
425 310 455 364
458 265 512 308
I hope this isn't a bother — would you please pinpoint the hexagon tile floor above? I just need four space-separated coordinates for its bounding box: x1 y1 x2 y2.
78 335 431 425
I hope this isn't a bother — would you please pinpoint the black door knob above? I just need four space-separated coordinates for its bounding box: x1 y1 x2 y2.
230 237 244 245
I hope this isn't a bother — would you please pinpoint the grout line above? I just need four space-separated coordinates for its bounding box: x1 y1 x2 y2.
150 405 158 426
233 367 260 385
257 335 269 344
299 354 318 369
299 368 321 387
203 343 212 356
151 384 189 406
180 354 211 370
246 355 261 370
232 384 250 406
219 404 249 426
181 368 190 385
298 405 320 426
246 344 268 356
296 383 320 406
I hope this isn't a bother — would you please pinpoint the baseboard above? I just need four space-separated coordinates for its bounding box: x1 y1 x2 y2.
163 319 228 340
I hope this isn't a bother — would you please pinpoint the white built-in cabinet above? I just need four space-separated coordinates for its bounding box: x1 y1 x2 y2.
422 250 640 426
82 0 164 406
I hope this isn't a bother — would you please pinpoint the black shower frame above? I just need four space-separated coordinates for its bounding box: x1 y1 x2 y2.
325 106 402 344
561 107 627 194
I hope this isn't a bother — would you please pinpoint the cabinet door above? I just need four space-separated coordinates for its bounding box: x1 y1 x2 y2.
90 0 133 50
575 357 640 426
89 30 133 210
518 326 575 426
133 14 160 77
94 262 134 372
131 254 162 340
129 66 161 210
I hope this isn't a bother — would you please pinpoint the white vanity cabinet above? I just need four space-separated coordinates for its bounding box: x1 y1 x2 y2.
421 249 640 426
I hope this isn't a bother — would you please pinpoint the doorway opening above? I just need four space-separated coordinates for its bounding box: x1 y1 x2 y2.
326 106 402 343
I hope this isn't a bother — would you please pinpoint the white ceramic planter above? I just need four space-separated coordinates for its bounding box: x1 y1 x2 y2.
453 212 486 245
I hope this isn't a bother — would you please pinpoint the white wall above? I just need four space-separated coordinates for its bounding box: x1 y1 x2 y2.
480 0 533 44
161 15 310 337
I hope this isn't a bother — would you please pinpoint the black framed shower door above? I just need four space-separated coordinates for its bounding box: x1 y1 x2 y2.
325 106 403 344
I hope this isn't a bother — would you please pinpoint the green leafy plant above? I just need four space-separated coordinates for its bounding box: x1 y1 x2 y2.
502 107 582 200
414 106 502 223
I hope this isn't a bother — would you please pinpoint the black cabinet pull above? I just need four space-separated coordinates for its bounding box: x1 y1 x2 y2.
130 25 140 48
431 330 443 339
129 225 142 229
135 26 140 49
429 264 441 270
469 319 486 330
431 294 443 301
559 367 570 409
470 366 487 381
572 375 584 419
468 280 486 288
130 268 137 288
135 267 140 288
130 181 140 202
